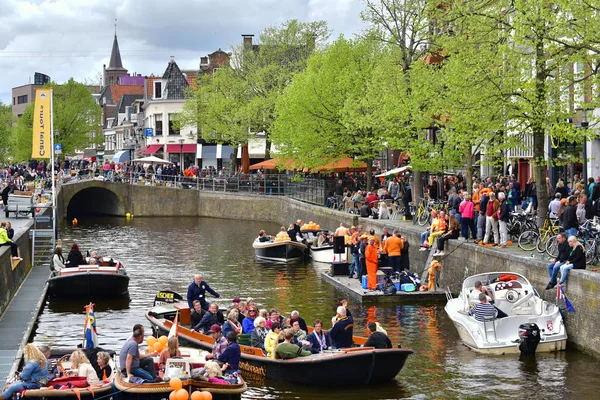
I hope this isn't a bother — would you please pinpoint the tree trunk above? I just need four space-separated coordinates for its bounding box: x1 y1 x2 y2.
465 146 473 196
366 159 373 191
413 170 424 204
533 38 548 227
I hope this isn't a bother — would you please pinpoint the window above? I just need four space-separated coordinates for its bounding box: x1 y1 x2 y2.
13 97 15 105
154 81 162 99
168 113 180 135
17 95 28 104
155 114 163 135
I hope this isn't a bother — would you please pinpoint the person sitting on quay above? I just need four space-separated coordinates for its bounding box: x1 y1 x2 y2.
434 214 460 256
329 306 354 349
1 344 48 400
0 222 22 261
242 305 257 334
275 329 312 360
468 293 498 322
351 190 365 204
306 319 331 353
193 303 224 334
250 317 270 352
264 322 283 358
120 328 158 382
222 310 243 336
290 310 308 332
546 232 570 290
359 201 374 218
365 191 379 208
218 331 241 374
556 235 586 286
5 221 14 240
205 324 228 361
257 230 271 242
419 210 439 250
364 322 392 349
190 300 206 328
187 274 222 311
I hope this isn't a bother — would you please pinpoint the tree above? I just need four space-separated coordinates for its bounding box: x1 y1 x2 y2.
271 37 386 189
361 0 436 201
180 19 330 170
14 78 102 159
0 101 14 163
446 0 600 223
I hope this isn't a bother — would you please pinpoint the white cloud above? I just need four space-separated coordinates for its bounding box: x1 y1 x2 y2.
0 0 366 103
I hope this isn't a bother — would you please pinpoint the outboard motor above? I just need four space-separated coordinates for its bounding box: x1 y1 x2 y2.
518 323 541 355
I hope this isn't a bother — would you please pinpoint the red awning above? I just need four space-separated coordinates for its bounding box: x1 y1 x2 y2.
166 144 196 153
143 144 163 154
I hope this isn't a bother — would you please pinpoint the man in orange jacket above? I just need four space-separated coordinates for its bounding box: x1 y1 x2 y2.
365 237 379 290
383 229 404 273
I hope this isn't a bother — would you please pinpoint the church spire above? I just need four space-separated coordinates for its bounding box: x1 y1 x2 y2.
108 22 124 70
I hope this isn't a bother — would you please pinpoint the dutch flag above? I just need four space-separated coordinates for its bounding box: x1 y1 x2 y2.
557 284 576 313
84 303 98 348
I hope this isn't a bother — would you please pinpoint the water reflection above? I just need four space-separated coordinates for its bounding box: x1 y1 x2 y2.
27 217 600 399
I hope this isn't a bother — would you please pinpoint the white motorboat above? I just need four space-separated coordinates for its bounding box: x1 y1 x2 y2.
252 239 307 262
444 272 567 355
310 245 348 263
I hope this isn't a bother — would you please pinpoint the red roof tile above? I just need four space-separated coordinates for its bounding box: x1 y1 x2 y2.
110 85 144 106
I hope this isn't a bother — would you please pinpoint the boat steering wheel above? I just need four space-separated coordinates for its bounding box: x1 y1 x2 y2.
505 289 520 303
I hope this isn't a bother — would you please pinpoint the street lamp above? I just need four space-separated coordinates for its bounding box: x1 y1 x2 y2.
179 138 185 173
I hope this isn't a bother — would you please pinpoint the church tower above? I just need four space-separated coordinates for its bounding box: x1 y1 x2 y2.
103 31 128 87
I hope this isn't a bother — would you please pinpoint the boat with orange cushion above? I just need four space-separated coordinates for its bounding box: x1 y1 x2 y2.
47 258 129 298
146 303 413 386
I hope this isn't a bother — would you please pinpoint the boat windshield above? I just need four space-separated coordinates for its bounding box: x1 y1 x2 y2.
462 272 530 291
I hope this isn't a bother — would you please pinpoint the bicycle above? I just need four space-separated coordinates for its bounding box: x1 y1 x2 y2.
412 197 428 226
536 216 560 253
517 214 540 251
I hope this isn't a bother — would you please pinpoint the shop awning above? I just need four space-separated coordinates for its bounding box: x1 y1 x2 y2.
249 158 295 170
143 144 163 154
312 157 367 172
165 144 196 153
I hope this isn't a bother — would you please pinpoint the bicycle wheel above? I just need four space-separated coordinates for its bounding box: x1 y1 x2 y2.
518 230 539 252
417 209 430 226
412 208 420 225
545 235 559 258
536 231 550 253
584 239 597 266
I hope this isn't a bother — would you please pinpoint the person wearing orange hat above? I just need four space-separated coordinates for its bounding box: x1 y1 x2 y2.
365 237 379 290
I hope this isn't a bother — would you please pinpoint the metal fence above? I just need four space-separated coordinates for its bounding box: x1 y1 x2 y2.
59 170 342 205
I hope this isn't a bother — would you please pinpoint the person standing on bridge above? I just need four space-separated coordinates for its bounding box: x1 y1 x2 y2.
187 274 222 311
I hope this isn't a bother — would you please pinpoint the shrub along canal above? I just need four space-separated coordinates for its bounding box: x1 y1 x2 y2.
31 217 600 399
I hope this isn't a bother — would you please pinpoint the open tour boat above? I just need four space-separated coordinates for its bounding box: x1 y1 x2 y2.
146 303 413 386
445 272 567 355
252 239 307 262
47 258 129 297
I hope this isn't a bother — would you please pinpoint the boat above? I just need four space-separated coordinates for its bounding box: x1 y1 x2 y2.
444 272 567 355
309 245 348 263
21 348 115 400
146 303 413 386
48 258 129 297
252 239 307 262
113 347 247 400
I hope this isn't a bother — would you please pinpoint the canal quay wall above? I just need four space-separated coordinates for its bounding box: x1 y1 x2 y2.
56 183 600 356
0 221 33 317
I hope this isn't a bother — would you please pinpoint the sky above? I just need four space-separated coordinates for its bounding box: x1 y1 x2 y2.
0 0 367 104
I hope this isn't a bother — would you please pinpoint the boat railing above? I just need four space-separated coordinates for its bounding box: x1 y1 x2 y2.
445 287 453 302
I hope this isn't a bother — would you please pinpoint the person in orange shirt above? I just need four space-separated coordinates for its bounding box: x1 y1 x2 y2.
383 229 404 273
368 229 381 248
365 237 379 290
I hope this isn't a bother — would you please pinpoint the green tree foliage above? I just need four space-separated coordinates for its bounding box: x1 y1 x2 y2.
0 101 14 163
271 37 386 189
445 0 600 221
180 19 329 151
14 78 102 160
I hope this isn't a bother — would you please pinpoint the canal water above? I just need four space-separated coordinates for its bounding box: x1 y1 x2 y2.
32 217 600 399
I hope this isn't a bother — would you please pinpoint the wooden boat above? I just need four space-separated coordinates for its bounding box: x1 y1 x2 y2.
48 259 129 297
21 348 115 400
252 239 307 262
147 304 413 386
114 371 247 400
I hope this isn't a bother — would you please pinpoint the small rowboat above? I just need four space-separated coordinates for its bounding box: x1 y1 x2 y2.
252 239 307 262
48 258 129 298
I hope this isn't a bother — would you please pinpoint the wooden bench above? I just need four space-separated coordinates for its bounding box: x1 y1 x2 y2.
5 194 34 218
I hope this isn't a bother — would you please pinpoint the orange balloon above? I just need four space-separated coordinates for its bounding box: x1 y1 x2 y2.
176 388 189 400
153 341 164 352
146 336 157 347
201 392 213 400
158 335 168 346
170 377 183 391
190 392 203 400
169 391 177 400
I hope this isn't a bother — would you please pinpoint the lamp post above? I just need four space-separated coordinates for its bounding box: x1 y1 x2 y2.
179 138 184 173
575 107 592 185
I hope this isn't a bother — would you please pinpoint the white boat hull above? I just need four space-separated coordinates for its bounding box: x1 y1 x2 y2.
310 246 347 263
252 240 307 262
